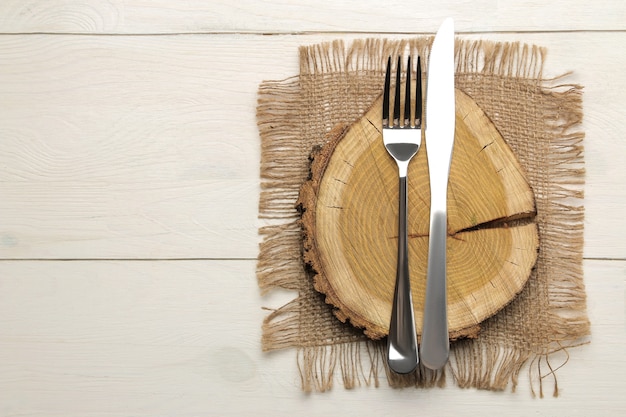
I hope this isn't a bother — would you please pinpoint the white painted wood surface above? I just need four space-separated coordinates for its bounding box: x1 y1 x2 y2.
0 0 625 33
0 1 625 415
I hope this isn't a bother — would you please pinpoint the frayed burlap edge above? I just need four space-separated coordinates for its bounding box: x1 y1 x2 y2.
257 38 589 394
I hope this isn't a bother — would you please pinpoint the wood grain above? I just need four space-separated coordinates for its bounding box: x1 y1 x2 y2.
0 35 270 259
299 89 538 339
0 1 624 33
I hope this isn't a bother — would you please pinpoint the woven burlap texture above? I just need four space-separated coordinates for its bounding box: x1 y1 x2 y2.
256 37 589 395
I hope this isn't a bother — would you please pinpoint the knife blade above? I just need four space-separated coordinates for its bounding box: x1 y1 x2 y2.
420 17 455 370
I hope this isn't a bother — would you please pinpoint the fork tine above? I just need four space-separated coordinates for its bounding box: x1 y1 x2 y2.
383 56 391 126
416 56 422 128
393 56 401 126
404 56 412 127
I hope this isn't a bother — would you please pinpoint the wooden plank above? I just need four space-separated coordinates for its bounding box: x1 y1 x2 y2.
1 32 624 259
0 259 622 415
0 35 270 259
0 0 624 34
0 180 260 259
0 260 290 415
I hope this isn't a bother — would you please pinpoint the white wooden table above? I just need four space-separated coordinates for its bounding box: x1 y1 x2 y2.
1 2 624 415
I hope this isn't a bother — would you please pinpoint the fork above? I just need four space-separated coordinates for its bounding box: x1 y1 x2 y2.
383 55 422 374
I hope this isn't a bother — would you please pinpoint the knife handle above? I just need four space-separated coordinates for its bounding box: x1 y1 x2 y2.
420 210 449 370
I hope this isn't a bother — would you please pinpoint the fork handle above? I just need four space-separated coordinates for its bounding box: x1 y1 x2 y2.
387 176 419 374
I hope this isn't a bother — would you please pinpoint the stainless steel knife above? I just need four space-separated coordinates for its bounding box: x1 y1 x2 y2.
420 17 455 370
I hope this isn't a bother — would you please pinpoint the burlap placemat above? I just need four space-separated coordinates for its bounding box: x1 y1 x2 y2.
256 37 589 395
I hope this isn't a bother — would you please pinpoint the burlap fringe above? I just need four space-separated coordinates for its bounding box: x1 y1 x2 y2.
257 75 307 295
455 39 545 79
297 340 445 393
261 297 301 351
533 79 589 398
299 38 546 79
257 38 588 394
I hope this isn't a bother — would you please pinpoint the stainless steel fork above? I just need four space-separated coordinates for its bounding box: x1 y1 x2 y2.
383 55 422 374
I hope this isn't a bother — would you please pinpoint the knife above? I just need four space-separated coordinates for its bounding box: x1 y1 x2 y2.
420 17 455 370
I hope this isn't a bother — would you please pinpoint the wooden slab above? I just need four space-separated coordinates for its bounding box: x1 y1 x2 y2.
297 88 539 340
